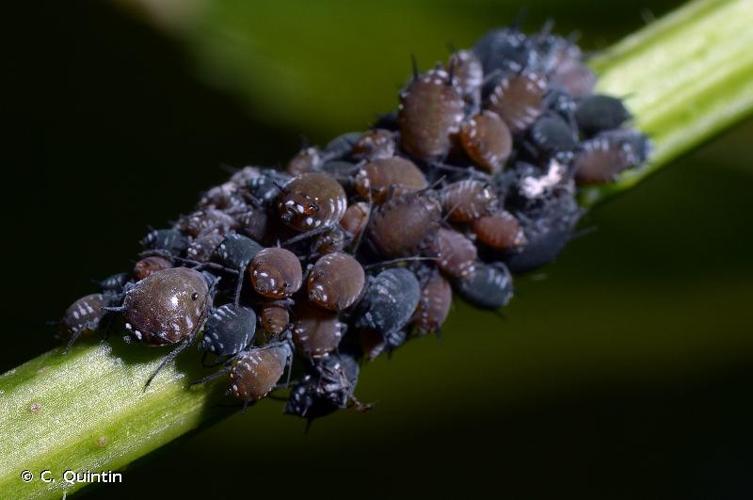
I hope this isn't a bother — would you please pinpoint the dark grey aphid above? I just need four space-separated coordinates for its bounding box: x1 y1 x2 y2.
455 262 513 309
473 27 534 74
61 293 110 348
574 94 632 136
505 190 582 273
141 228 190 256
200 303 257 358
215 233 264 302
355 268 421 337
99 272 130 294
322 131 361 161
285 353 360 422
529 114 578 155
246 169 291 205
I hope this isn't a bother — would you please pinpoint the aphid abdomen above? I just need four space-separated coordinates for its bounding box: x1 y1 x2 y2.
412 272 452 335
368 193 441 257
229 343 291 402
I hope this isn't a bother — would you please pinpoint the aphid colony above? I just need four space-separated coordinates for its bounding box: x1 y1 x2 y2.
59 25 649 423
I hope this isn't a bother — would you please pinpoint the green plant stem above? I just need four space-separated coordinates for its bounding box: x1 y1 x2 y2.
2 0 752 498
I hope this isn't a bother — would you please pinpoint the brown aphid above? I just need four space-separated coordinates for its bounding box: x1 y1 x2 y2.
412 272 452 335
123 267 210 346
292 302 345 358
486 72 547 133
340 202 370 240
133 256 172 281
447 50 483 109
398 68 465 160
312 227 346 255
432 228 477 278
248 247 302 299
472 211 527 251
369 192 442 257
229 343 292 402
459 110 513 173
307 252 365 312
355 157 428 203
235 206 270 243
574 134 641 185
259 302 290 339
440 179 498 222
351 129 396 161
286 147 322 175
185 230 223 263
278 172 348 232
551 59 596 98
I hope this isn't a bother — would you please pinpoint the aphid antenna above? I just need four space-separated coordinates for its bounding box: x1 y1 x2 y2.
282 224 332 247
446 42 457 54
410 54 420 81
144 336 195 391
538 19 555 38
511 7 529 30
447 57 456 87
363 256 437 271
190 365 231 386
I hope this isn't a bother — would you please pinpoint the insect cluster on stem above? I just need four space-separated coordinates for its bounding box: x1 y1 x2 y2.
58 22 649 425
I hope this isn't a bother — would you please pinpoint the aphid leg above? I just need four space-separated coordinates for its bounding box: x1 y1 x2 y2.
144 336 194 391
233 267 244 306
63 330 86 354
282 224 332 246
103 305 126 313
190 365 231 386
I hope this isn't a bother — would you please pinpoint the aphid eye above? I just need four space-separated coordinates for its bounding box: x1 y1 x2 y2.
191 293 199 301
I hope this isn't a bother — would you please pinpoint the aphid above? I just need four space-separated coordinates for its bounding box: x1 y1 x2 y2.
185 230 223 263
433 228 477 278
574 94 632 136
99 272 130 294
473 27 533 74
246 168 291 206
234 206 270 243
140 228 189 256
307 252 365 312
323 131 362 160
486 72 548 133
505 190 582 273
61 293 109 347
133 256 172 281
199 181 245 211
311 227 347 255
355 268 421 338
292 302 346 358
228 166 261 187
287 147 322 175
228 342 293 404
533 32 596 97
285 353 360 422
278 172 348 233
200 304 257 359
355 157 428 203
215 233 264 301
248 247 303 299
114 267 212 387
529 113 578 155
177 208 238 238
447 50 484 111
351 129 396 161
368 192 441 257
455 262 513 309
259 302 290 340
340 202 370 240
459 110 513 174
398 67 465 160
472 211 527 251
574 130 651 185
440 179 498 222
412 272 452 335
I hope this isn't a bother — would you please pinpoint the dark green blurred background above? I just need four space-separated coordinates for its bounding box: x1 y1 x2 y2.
5 1 753 498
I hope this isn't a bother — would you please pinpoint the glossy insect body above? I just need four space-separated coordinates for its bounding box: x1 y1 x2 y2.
287 147 322 175
61 293 109 342
216 234 263 270
259 302 290 339
529 113 578 155
355 157 428 203
355 268 421 337
486 72 548 133
292 302 346 358
248 247 303 299
201 304 257 357
440 179 497 222
122 267 210 345
133 256 172 281
229 342 292 402
574 94 632 136
455 262 513 309
178 208 238 238
340 202 370 240
474 28 533 74
140 228 189 256
472 211 527 251
369 193 441 257
311 227 346 255
459 110 513 174
278 172 348 232
307 252 365 312
351 129 396 161
398 68 465 160
433 228 478 278
412 272 452 335
245 168 291 206
235 206 270 243
99 272 130 294
323 131 362 160
186 230 223 263
574 131 650 185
